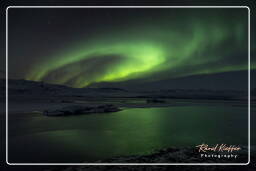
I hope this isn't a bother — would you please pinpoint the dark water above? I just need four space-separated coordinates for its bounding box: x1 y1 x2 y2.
8 104 248 163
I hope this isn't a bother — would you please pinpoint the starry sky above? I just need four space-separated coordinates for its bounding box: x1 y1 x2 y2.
7 7 252 88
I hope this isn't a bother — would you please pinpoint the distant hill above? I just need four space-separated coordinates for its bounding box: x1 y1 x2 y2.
0 79 131 98
0 78 249 101
90 70 253 91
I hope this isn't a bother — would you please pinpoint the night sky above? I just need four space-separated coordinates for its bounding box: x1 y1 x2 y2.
7 7 252 88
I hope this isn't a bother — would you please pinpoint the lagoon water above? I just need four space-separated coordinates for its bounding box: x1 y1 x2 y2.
8 103 248 163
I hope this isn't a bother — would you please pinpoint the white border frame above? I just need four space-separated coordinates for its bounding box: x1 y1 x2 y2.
5 6 251 166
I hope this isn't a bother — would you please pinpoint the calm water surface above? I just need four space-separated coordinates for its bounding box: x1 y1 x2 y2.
8 104 248 163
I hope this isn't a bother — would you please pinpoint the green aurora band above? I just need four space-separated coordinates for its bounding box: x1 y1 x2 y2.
26 9 251 88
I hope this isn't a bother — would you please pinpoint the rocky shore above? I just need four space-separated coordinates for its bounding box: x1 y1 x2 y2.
97 146 249 163
43 104 121 116
45 146 255 171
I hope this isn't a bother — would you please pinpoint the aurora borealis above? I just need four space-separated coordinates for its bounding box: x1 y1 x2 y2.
8 8 252 88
